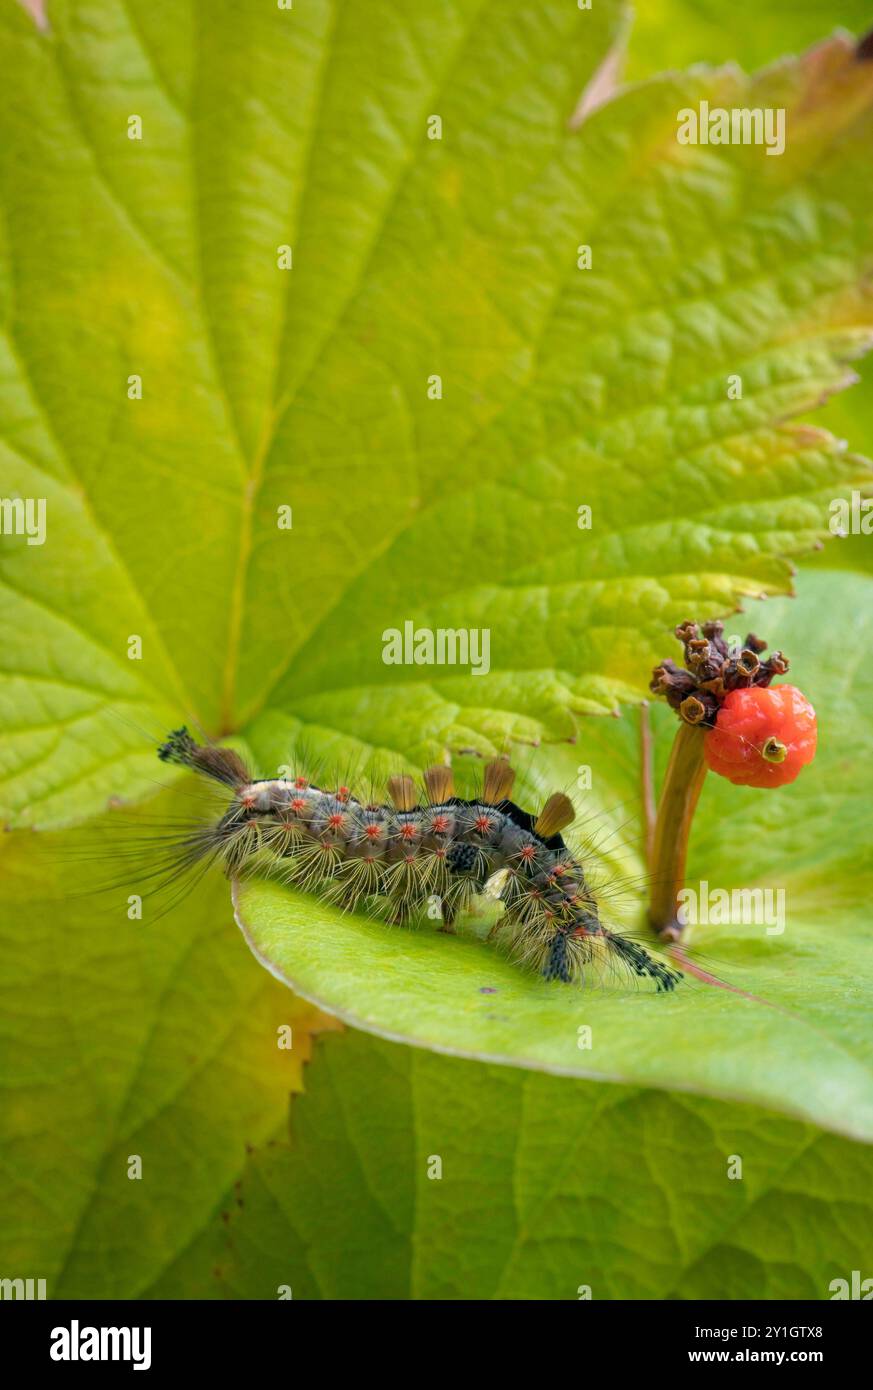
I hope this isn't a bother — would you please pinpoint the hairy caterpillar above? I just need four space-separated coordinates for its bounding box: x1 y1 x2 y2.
155 728 681 993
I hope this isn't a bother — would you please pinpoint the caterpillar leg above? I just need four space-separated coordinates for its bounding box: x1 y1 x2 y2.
601 930 683 992
543 926 573 983
497 887 682 991
540 926 681 991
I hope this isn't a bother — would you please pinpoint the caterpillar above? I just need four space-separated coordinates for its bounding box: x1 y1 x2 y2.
154 727 682 993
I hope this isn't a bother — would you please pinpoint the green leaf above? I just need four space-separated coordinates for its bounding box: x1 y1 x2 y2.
612 5 873 580
175 1027 873 1301
0 818 340 1298
3 4 873 825
625 0 873 82
237 570 873 1141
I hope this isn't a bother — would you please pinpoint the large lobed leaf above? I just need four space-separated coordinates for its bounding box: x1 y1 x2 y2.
2 2 873 825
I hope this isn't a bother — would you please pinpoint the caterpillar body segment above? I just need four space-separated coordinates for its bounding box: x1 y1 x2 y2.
159 731 681 993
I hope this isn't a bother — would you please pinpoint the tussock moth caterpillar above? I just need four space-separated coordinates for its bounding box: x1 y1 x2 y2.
150 728 681 992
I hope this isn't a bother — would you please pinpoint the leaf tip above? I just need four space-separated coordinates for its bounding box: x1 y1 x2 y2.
18 0 50 33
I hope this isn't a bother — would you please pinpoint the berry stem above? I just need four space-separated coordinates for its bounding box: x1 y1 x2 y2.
639 701 657 869
648 721 708 942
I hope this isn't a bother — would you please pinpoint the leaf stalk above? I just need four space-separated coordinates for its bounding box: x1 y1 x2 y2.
648 721 707 941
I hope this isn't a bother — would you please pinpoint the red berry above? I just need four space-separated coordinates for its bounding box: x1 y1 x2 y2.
704 685 817 788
